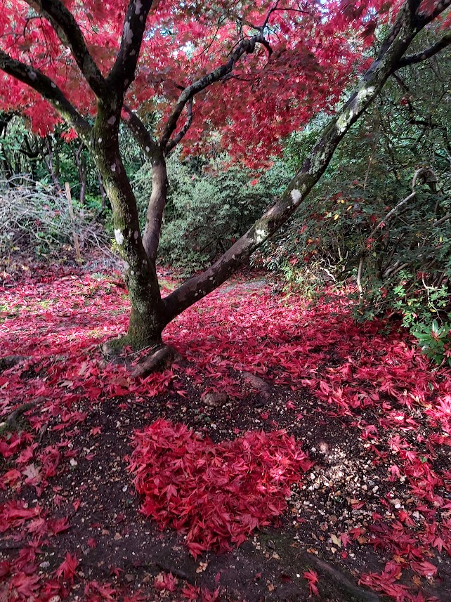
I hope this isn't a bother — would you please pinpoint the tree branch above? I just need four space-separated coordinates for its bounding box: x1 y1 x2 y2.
159 32 269 150
122 106 160 157
0 49 90 137
393 31 450 70
26 0 107 98
376 4 409 60
107 0 155 100
415 0 451 27
165 99 193 154
122 106 167 262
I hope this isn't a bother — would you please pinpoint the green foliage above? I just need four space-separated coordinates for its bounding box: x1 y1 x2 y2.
412 319 451 366
261 35 450 363
134 154 291 273
0 114 108 209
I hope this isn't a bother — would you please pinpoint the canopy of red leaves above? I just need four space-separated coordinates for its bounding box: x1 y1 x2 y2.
0 0 407 165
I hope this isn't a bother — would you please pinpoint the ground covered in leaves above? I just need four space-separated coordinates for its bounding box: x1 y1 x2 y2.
0 266 450 602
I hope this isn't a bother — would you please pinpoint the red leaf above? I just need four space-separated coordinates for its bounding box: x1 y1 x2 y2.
56 552 79 582
154 572 177 592
0 560 11 581
410 560 438 579
303 569 319 596
48 516 70 534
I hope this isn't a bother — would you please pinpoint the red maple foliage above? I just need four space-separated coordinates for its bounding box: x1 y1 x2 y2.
55 551 79 583
130 419 313 557
0 268 450 601
303 569 320 597
0 0 400 164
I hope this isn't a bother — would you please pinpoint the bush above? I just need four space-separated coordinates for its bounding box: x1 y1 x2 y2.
134 154 291 273
0 177 107 259
259 40 450 363
412 319 450 366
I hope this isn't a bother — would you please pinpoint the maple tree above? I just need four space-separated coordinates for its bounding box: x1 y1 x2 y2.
0 0 450 361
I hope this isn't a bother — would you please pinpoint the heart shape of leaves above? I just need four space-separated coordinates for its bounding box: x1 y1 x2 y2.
129 419 313 557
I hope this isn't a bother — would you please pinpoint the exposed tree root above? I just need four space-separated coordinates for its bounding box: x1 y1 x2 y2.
0 541 23 551
155 562 191 582
306 552 381 602
0 355 29 372
131 344 182 379
0 401 37 433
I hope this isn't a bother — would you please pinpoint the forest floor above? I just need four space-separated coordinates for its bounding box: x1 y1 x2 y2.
0 263 450 602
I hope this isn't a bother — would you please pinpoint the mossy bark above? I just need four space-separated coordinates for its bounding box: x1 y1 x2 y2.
93 100 167 351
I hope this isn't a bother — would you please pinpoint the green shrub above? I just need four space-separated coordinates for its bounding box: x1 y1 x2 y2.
134 154 291 273
412 319 451 366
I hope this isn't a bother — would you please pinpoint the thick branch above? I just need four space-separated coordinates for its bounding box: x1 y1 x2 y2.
415 0 451 27
0 50 90 137
142 158 168 262
394 31 450 70
160 33 268 150
107 0 155 100
163 0 446 321
26 0 107 98
376 4 409 60
122 107 166 263
122 106 160 157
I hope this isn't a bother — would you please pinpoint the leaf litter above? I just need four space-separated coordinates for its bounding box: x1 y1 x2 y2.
0 266 449 601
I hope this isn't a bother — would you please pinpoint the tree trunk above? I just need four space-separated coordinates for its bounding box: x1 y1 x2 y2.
93 102 167 351
98 172 107 210
110 0 448 355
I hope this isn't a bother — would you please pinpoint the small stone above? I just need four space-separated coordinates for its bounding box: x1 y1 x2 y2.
201 391 228 407
242 372 271 397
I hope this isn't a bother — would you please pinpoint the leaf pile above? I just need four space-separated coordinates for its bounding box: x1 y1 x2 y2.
130 419 313 557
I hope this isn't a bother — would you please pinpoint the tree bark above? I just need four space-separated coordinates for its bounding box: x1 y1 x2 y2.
93 102 167 350
142 154 168 263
